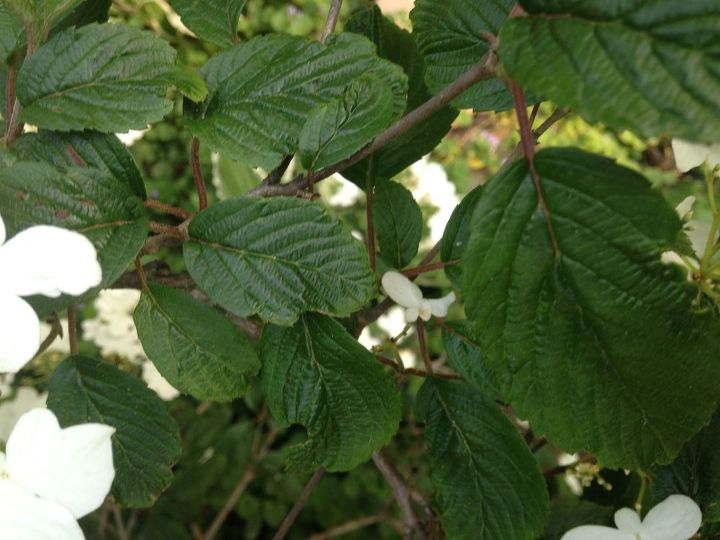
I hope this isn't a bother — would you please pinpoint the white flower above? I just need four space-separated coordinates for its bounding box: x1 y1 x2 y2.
561 494 702 540
82 289 146 362
410 158 460 245
142 362 180 401
0 214 102 373
381 271 456 323
0 408 115 540
675 196 696 223
672 139 720 172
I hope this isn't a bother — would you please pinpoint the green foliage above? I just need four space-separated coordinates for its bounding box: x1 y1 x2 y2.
441 184 483 287
411 0 515 111
299 74 394 171
373 179 422 269
134 283 260 402
462 147 720 468
47 356 181 507
184 197 375 325
441 320 498 399
169 0 246 47
539 500 613 540
0 5 23 60
262 314 401 472
17 23 178 132
500 0 720 142
417 379 549 540
186 32 407 170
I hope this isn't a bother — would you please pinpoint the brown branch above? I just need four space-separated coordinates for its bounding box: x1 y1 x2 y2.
504 108 570 163
263 154 294 185
249 56 497 197
401 259 458 278
144 199 193 220
190 137 208 210
320 0 343 43
272 468 326 540
375 355 462 380
416 320 433 376
34 315 62 359
372 452 422 540
510 82 560 257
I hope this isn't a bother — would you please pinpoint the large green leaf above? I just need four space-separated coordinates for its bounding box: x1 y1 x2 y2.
134 283 260 402
344 6 458 184
186 32 407 170
652 408 720 522
211 153 261 199
0 161 148 314
417 379 549 540
500 1 720 142
411 0 515 111
262 314 401 472
373 179 422 269
0 5 23 61
441 184 483 288
169 0 245 47
461 147 720 468
299 75 394 171
14 130 146 198
183 197 375 326
442 320 498 399
17 23 177 132
47 356 181 507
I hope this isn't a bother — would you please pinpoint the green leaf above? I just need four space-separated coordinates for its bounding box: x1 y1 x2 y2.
499 1 720 142
14 130 146 198
172 64 209 103
299 75 394 171
134 283 260 402
0 161 148 315
652 408 720 522
344 6 458 184
0 5 23 61
186 32 407 170
442 320 498 399
461 147 720 468
262 314 401 472
417 379 549 540
373 179 422 269
539 500 613 540
411 0 515 111
169 0 245 47
53 0 111 31
47 356 181 507
5 0 82 27
17 23 177 132
211 153 261 199
441 184 483 288
183 197 375 326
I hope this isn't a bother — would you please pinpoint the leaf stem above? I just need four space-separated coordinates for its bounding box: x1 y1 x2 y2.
67 305 78 355
320 0 343 43
401 259 459 278
272 468 326 540
416 320 433 376
190 137 208 210
372 452 423 540
366 157 377 272
134 257 148 289
144 199 192 220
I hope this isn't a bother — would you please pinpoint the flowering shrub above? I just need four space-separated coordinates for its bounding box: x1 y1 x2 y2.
1 0 720 539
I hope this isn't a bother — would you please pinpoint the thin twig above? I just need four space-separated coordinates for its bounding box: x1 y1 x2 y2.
309 514 388 540
134 257 148 289
67 305 78 355
504 108 570 163
263 154 294 185
416 321 433 376
111 505 130 540
144 199 192 220
190 137 208 210
375 355 462 380
401 259 458 278
249 56 497 197
320 0 343 43
372 452 421 540
366 157 377 272
273 468 326 540
33 316 62 359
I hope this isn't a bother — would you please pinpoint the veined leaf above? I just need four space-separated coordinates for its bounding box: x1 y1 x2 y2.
373 179 422 269
500 1 720 142
0 5 23 61
344 6 458 184
211 153 261 199
47 356 181 507
442 320 499 399
0 161 148 315
134 283 260 402
183 197 375 326
411 0 515 111
17 23 177 132
186 32 407 170
441 184 483 288
169 0 245 47
299 75 394 171
14 130 146 198
262 314 401 472
461 147 720 468
417 379 549 540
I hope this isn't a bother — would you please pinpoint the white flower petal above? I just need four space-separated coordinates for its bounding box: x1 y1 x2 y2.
561 525 634 540
425 292 456 318
6 408 116 518
142 361 180 401
405 306 420 323
0 293 41 373
0 387 47 443
418 301 432 321
675 196 696 222
382 271 423 309
0 480 84 540
0 225 101 297
614 508 642 533
672 139 720 172
0 212 5 245
640 495 702 540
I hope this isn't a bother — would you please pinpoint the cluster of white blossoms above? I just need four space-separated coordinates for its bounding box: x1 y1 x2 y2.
0 214 102 373
562 495 702 540
0 408 115 540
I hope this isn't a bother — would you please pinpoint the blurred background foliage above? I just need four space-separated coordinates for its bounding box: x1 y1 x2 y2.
2 1 713 539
